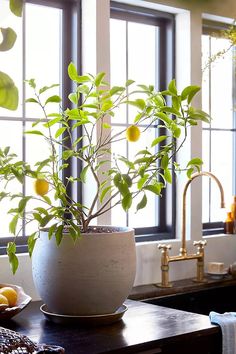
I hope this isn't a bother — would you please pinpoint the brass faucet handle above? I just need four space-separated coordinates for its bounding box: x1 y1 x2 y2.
158 244 172 251
193 240 207 250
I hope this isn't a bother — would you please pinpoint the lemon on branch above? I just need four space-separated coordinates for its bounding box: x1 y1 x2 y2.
34 178 49 196
126 125 141 142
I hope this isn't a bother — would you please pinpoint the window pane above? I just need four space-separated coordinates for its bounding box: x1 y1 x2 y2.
211 131 233 218
0 2 62 239
0 121 22 236
202 30 235 226
0 0 22 117
110 12 164 230
128 22 156 85
25 4 61 118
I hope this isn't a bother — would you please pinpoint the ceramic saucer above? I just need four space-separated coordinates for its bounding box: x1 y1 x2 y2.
40 303 128 325
207 270 228 279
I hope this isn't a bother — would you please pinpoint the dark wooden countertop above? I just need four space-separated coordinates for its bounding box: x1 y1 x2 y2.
129 274 236 301
0 299 221 354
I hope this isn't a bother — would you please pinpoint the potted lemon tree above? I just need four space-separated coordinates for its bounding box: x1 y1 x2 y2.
0 62 209 316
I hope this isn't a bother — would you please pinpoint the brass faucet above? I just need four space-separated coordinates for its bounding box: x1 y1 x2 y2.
157 171 225 288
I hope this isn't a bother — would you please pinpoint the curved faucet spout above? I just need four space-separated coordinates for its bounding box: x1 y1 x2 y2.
180 171 225 256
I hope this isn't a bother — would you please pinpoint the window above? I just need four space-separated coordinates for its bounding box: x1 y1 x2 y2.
202 22 236 235
110 3 175 240
0 0 79 252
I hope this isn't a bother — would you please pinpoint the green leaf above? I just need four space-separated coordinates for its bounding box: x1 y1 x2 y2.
55 225 64 246
68 225 77 242
7 241 16 254
68 62 79 81
32 213 42 224
173 126 181 138
101 101 113 111
55 127 67 138
126 99 145 110
72 136 83 147
34 207 48 215
100 185 112 203
18 196 31 213
28 232 38 257
26 79 36 89
151 135 167 147
113 173 121 187
4 146 10 155
68 92 78 105
137 175 149 190
102 122 111 129
135 99 146 110
45 95 61 105
135 150 152 156
10 0 23 17
80 165 89 183
0 71 18 110
9 214 19 235
188 109 211 123
172 96 181 111
144 184 162 195
137 84 149 91
94 72 106 87
125 79 135 87
24 130 44 136
39 84 59 95
164 168 172 184
168 79 177 95
181 85 200 101
48 223 58 240
122 174 132 188
134 157 151 164
35 158 51 171
7 242 18 274
122 192 132 211
0 27 17 51
40 215 54 227
155 112 171 124
187 87 201 104
117 182 129 197
136 193 147 212
187 167 194 179
11 167 23 183
25 98 38 104
42 195 52 205
161 106 182 117
161 154 169 170
118 156 135 169
77 84 90 94
187 157 203 167
62 150 74 160
110 86 125 96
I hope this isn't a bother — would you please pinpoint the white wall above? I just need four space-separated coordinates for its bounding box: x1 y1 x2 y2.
1 0 236 300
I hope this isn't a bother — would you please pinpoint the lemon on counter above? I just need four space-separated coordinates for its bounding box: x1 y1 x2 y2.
33 178 49 196
0 294 9 306
0 286 17 307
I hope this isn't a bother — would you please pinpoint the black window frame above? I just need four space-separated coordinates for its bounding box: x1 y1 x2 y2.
0 1 176 255
110 2 176 242
0 0 81 254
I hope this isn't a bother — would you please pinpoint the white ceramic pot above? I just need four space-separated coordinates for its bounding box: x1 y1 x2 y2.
32 226 136 316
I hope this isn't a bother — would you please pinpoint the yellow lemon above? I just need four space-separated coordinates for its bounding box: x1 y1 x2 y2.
0 294 9 306
126 125 141 142
0 287 17 307
34 179 49 196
